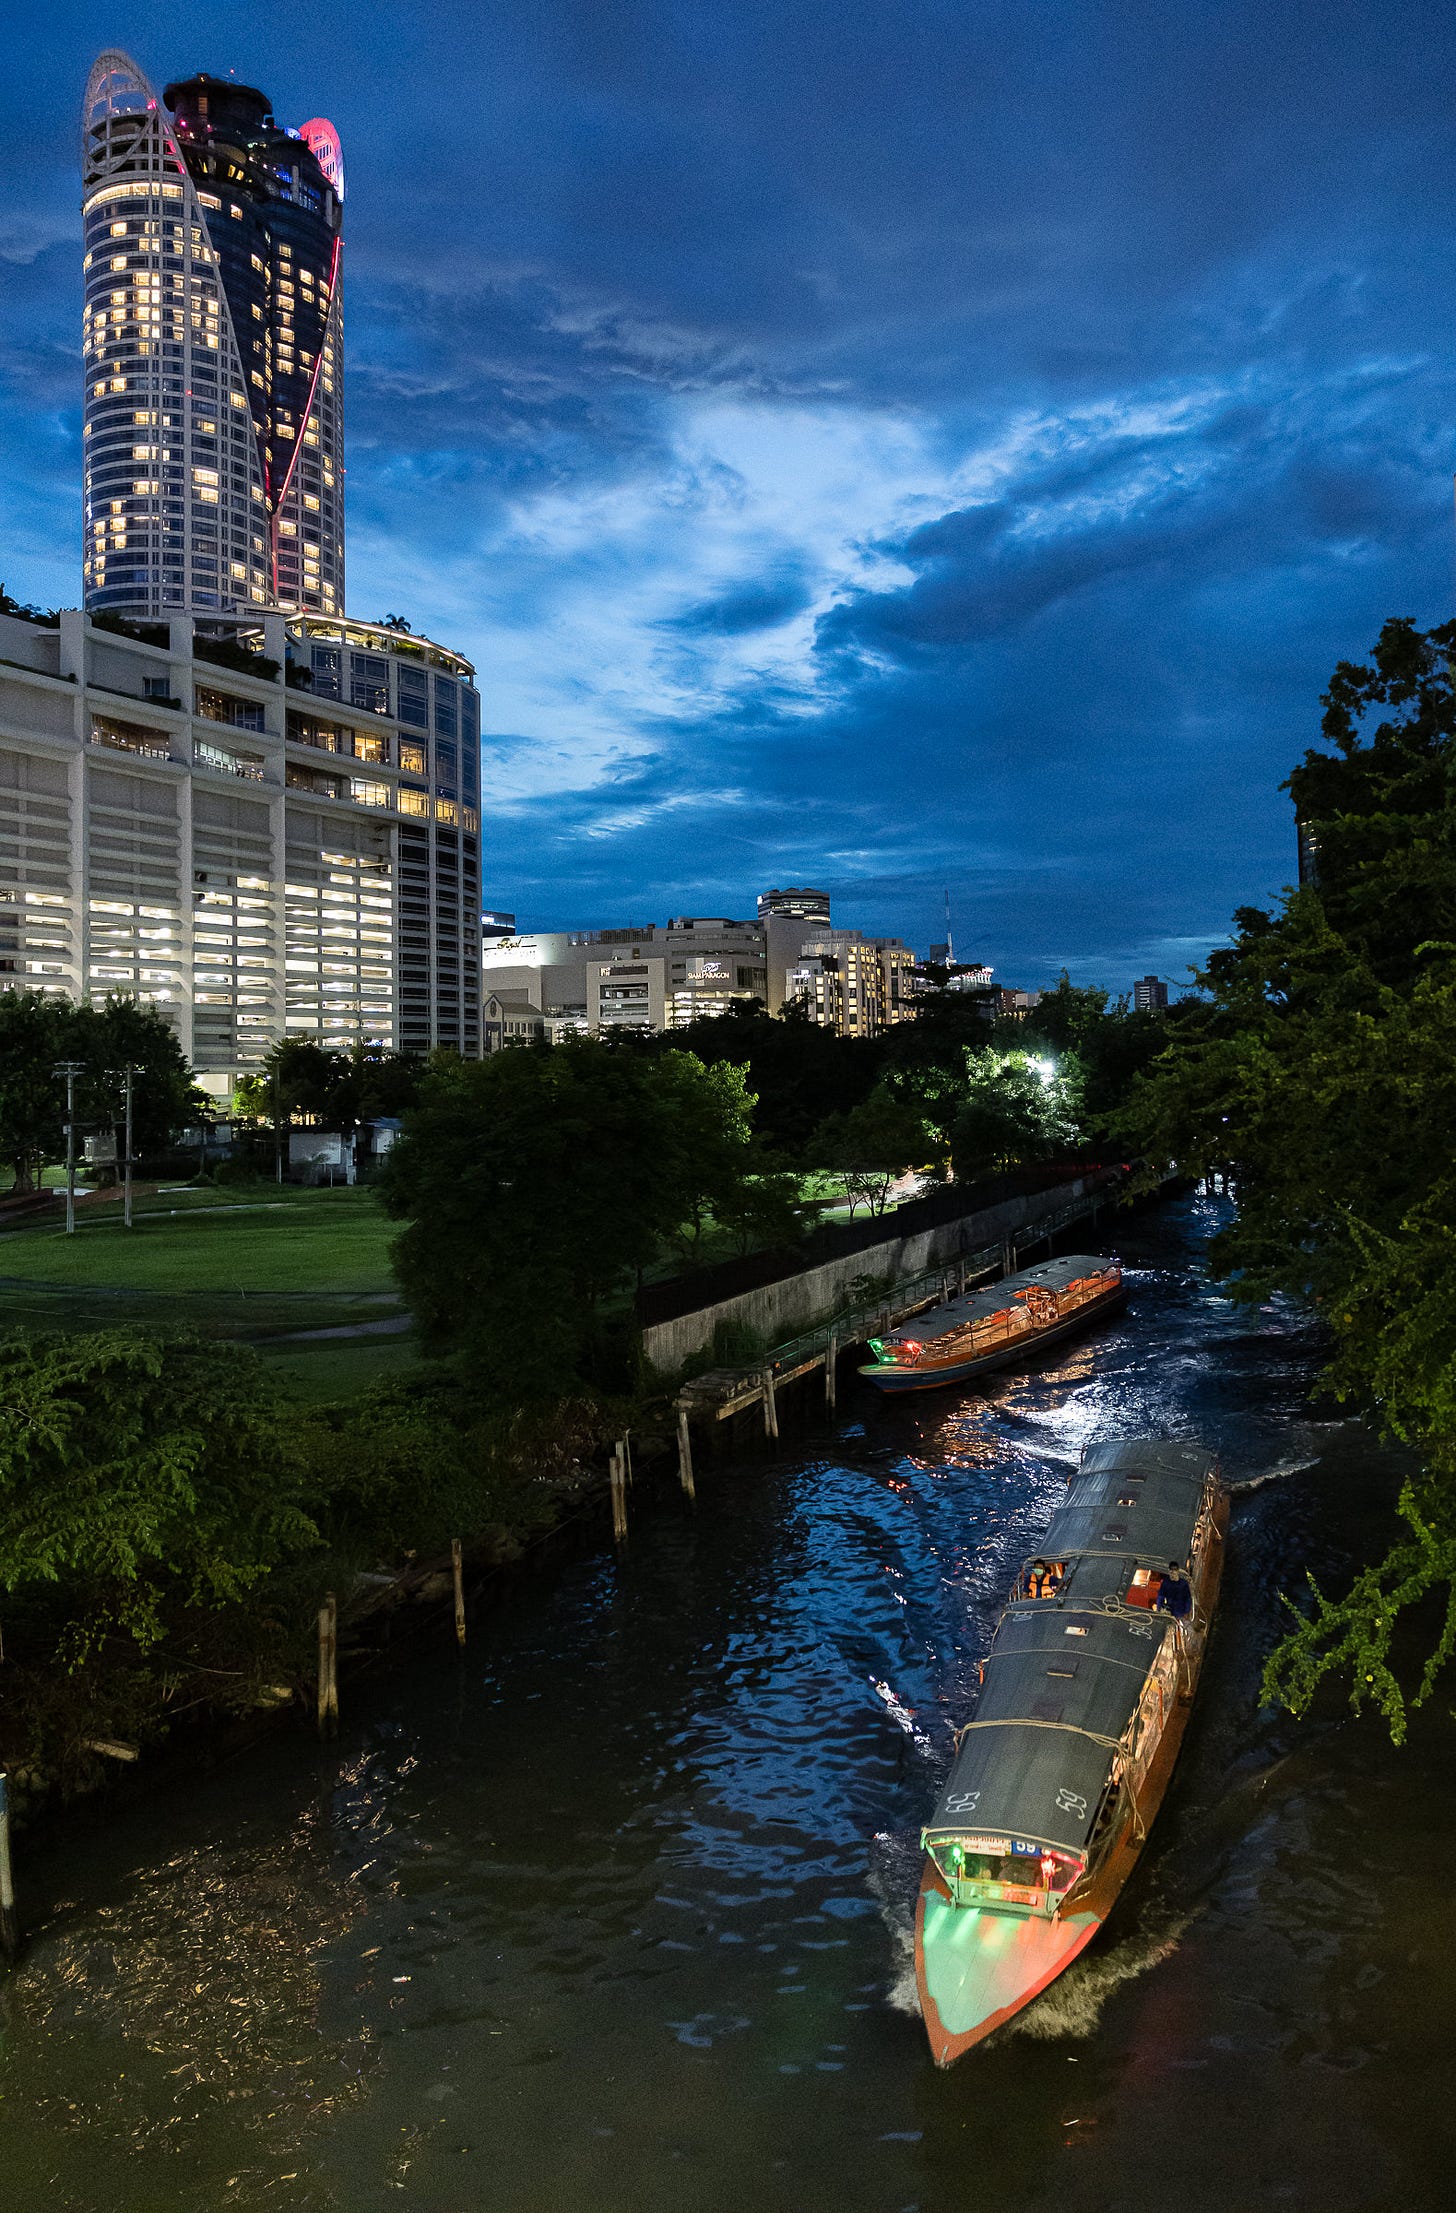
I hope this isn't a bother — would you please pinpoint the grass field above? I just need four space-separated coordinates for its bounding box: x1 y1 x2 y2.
0 1184 397 1295
0 1186 425 1399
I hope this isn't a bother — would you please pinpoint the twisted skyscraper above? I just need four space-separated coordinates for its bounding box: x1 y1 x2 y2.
81 52 345 618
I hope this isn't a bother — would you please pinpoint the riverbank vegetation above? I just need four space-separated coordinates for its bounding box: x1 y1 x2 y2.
1120 617 1456 1736
0 1326 617 1785
0 943 1175 1787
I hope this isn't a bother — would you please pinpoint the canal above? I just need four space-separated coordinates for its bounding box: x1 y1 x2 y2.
1 1194 1451 2213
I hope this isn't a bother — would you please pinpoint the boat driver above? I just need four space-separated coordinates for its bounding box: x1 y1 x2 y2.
1026 1559 1062 1599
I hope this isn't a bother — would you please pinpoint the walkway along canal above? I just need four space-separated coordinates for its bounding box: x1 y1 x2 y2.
0 1193 1451 2213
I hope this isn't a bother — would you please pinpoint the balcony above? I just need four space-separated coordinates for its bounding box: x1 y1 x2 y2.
196 685 267 733
195 738 267 782
90 714 173 762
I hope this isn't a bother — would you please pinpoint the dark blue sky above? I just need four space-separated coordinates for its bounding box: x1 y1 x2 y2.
6 2 1456 987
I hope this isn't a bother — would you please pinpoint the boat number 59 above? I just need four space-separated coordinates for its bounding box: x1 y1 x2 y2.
1054 1788 1088 1817
944 1791 980 1814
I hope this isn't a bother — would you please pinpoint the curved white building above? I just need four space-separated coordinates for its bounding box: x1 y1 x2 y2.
81 52 345 619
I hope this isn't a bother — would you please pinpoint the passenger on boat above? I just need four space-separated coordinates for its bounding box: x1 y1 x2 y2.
1156 1562 1192 1618
1026 1559 1064 1599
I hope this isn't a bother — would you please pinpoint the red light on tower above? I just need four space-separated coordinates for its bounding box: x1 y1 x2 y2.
298 117 344 199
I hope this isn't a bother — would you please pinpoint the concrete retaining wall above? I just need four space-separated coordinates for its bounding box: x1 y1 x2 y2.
642 1175 1098 1373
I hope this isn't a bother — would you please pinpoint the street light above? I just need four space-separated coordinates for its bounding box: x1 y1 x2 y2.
53 1062 86 1235
119 1063 143 1230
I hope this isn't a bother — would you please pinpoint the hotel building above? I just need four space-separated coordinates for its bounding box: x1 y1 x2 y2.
0 52 487 1083
81 53 345 620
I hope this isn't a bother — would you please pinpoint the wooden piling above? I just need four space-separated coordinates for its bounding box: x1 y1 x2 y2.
824 1330 837 1412
761 1365 779 1440
451 1537 467 1647
0 1771 17 1965
610 1445 629 1543
317 1592 339 1739
676 1401 696 1501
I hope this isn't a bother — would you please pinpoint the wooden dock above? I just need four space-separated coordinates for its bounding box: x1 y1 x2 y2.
670 1174 1126 1492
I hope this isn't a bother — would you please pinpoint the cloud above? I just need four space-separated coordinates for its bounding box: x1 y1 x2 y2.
9 0 1456 983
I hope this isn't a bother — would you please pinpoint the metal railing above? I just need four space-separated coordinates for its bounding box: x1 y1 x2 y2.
764 1183 1115 1372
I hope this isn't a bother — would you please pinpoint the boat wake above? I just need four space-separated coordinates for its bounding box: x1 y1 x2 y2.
866 1830 924 2017
869 1676 938 1756
995 1908 1197 2042
1225 1457 1318 1495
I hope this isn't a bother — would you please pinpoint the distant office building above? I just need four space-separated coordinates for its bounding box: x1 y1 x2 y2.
0 605 482 1088
998 988 1042 1019
943 960 994 992
758 885 832 924
1133 975 1169 1013
81 53 345 620
1296 817 1320 888
781 928 917 1038
482 900 918 1045
482 917 770 1044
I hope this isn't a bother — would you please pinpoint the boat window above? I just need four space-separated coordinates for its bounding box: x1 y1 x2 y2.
948 1849 1079 1891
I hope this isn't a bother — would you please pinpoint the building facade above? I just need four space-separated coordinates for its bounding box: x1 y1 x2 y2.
81 53 345 620
1133 974 1169 1013
481 904 918 1044
0 607 481 1090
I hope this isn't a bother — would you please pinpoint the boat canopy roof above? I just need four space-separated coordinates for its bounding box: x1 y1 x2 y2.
881 1256 1117 1353
1039 1438 1213 1577
924 1440 1218 1857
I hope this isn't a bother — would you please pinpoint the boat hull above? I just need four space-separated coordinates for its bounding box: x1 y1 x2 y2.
859 1285 1127 1394
915 1486 1229 2062
917 1882 1102 2064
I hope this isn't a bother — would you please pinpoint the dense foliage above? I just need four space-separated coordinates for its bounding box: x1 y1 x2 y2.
0 1328 615 1775
380 1041 804 1392
0 990 199 1192
1120 617 1456 1736
810 1085 934 1214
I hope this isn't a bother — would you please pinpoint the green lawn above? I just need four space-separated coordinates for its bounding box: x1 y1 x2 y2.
0 1185 397 1296
263 1331 426 1403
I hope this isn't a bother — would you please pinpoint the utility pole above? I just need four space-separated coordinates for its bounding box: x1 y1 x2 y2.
53 1062 85 1235
121 1063 142 1229
274 1068 284 1185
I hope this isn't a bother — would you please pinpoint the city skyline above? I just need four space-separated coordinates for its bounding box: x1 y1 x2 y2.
6 4 1456 984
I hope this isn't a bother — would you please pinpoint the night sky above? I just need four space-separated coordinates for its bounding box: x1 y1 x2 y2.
6 2 1456 989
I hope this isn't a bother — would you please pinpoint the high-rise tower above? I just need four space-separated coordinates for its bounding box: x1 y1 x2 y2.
80 52 345 619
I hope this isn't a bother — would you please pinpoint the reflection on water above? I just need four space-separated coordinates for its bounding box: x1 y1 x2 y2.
2 1197 1452 2213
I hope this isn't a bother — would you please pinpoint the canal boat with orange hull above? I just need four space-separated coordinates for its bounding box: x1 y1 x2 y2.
858 1256 1126 1395
915 1438 1227 2065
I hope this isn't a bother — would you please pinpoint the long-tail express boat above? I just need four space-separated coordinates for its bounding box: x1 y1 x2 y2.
858 1256 1125 1395
916 1438 1227 2065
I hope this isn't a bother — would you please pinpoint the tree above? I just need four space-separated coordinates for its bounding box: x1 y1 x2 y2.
993 972 1174 1130
947 1050 1084 1178
234 1040 423 1166
810 1084 933 1215
0 990 196 1192
380 1042 788 1392
0 1331 316 1655
1120 616 1456 1737
646 1004 881 1159
0 992 66 1193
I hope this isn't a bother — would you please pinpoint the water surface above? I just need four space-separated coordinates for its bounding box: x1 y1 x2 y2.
2 1197 1448 2213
